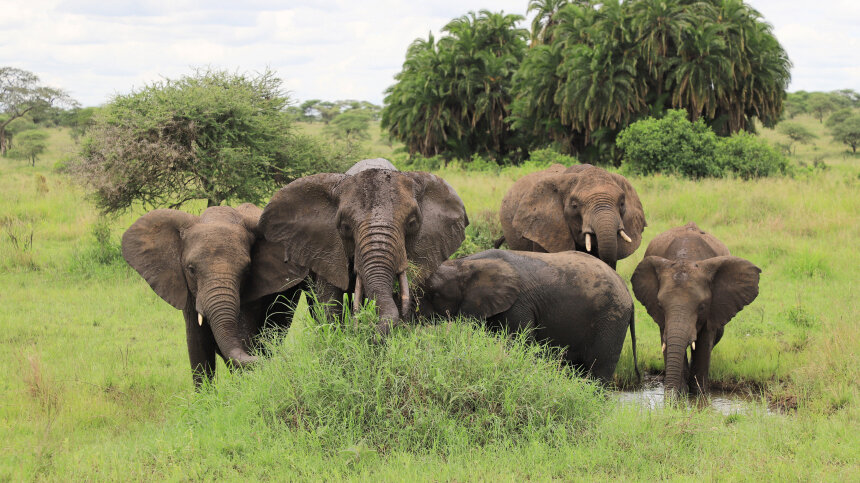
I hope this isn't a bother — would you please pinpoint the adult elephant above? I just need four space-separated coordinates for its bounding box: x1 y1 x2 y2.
122 204 306 386
499 164 646 269
631 222 761 395
417 249 638 383
260 158 468 334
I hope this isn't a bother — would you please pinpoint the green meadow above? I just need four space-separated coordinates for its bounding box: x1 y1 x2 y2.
1 117 858 479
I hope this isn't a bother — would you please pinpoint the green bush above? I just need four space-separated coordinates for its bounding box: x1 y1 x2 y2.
714 131 791 179
619 110 791 180
617 110 722 178
526 148 578 168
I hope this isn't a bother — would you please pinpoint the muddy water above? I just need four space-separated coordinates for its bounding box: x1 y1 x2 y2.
615 377 775 415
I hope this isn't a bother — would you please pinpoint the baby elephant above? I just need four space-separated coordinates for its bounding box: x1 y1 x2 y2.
631 222 761 395
418 249 638 383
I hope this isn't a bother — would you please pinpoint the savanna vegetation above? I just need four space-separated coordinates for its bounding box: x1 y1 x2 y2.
1 108 858 478
383 0 792 165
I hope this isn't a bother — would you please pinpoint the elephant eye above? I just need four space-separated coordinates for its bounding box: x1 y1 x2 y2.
186 264 196 275
405 213 421 234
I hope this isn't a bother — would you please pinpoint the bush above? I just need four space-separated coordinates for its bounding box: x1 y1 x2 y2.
526 148 578 168
184 295 606 456
714 131 791 179
617 110 722 178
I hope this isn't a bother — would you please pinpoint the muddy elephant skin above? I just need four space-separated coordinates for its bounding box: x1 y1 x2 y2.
631 222 761 395
418 249 638 383
499 164 646 269
260 159 468 334
122 204 307 386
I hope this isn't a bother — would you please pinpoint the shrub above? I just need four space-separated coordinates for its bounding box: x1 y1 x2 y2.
617 110 721 179
526 148 578 168
714 131 791 179
185 295 606 456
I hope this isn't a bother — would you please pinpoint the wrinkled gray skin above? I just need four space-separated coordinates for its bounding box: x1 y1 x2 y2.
417 249 638 383
500 164 646 269
631 222 761 395
122 204 307 387
260 159 468 334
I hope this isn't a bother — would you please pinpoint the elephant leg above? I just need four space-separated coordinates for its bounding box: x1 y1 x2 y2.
689 330 715 394
183 304 217 388
314 278 345 322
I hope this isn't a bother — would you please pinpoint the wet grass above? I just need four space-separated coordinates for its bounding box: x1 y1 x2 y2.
0 123 858 479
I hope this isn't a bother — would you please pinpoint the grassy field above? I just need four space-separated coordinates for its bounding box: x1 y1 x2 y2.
0 119 858 479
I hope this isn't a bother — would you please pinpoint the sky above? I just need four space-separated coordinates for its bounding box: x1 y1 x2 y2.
1 0 858 107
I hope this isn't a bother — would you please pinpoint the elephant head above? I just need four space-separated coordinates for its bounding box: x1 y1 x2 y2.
418 258 520 320
506 164 645 269
631 255 760 394
122 204 306 370
260 167 467 334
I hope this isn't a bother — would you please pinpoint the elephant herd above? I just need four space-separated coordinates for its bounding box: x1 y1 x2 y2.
122 158 760 395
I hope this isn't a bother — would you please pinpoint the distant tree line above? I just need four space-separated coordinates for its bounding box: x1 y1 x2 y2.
382 0 793 165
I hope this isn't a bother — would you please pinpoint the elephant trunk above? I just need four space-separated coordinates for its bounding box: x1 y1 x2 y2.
198 282 258 368
593 208 620 270
663 313 693 396
356 223 406 334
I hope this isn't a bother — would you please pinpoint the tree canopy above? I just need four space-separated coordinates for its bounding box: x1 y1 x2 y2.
510 0 791 162
830 114 860 153
0 67 76 155
70 68 354 213
382 10 529 162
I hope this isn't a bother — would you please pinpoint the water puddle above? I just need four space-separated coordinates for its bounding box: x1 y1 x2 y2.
615 376 775 415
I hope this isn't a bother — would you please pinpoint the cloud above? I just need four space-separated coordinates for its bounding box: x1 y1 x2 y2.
1 0 856 107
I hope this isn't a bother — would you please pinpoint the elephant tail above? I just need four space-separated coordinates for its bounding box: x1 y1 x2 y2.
493 235 506 249
629 308 641 382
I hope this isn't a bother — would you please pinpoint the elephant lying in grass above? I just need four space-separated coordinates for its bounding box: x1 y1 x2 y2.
123 204 306 386
417 249 639 383
499 164 646 269
632 222 761 395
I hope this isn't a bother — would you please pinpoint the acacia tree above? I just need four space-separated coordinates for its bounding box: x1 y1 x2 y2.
510 0 791 161
0 67 76 155
8 130 48 166
382 10 528 163
831 114 860 153
70 68 353 213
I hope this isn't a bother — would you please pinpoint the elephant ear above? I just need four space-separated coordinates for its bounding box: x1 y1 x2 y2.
405 172 468 283
511 174 576 252
244 238 309 302
609 172 647 259
701 256 761 329
631 256 670 327
232 202 310 301
122 209 198 310
259 173 350 291
459 259 520 318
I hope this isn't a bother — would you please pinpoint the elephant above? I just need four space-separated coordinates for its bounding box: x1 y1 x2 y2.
631 222 761 395
259 158 468 334
416 249 639 383
499 164 646 269
122 203 307 386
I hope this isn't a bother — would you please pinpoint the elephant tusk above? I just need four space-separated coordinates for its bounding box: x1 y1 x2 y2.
692 341 696 351
662 342 666 353
585 233 592 252
399 271 411 317
198 313 203 327
353 276 363 313
620 229 633 243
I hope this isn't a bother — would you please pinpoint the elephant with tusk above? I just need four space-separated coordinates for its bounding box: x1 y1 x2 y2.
632 222 761 395
260 158 468 335
499 164 646 270
122 203 307 387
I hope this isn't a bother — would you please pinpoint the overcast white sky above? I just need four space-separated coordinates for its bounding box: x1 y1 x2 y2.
1 0 857 107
